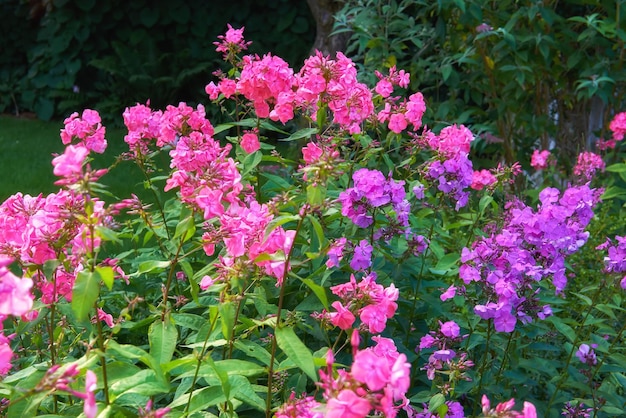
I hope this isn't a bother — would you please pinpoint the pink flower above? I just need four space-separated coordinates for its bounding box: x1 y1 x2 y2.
218 78 237 98
0 267 34 317
241 131 260 153
326 389 371 418
351 349 391 391
609 111 626 141
52 144 89 178
375 79 394 98
440 285 457 301
573 151 605 181
0 333 14 375
530 149 552 170
388 113 408 134
329 301 355 330
83 370 97 418
302 141 323 164
200 275 215 290
96 308 114 328
471 169 497 190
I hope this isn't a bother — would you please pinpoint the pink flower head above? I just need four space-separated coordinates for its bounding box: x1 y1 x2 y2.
609 111 626 141
351 349 391 391
326 389 372 418
96 308 114 328
429 124 474 157
0 266 34 317
52 144 89 179
471 169 497 190
440 285 457 301
241 130 260 153
329 301 356 330
302 141 323 165
530 149 552 170
60 109 107 154
573 151 605 182
214 24 251 61
83 370 97 418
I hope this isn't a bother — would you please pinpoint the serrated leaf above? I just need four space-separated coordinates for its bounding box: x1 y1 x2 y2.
275 326 317 382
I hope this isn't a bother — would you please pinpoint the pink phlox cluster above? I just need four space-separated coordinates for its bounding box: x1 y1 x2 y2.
374 66 410 98
377 92 426 134
275 393 323 418
460 185 601 332
0 191 107 305
241 129 260 153
471 169 497 191
60 109 107 154
214 24 252 62
237 53 296 121
338 168 411 229
122 102 163 156
300 140 342 182
530 149 552 170
609 111 626 141
296 51 374 133
324 272 398 334
573 151 605 182
426 152 473 210
408 401 465 418
426 124 474 158
318 338 411 418
202 200 295 286
326 237 347 268
480 395 537 418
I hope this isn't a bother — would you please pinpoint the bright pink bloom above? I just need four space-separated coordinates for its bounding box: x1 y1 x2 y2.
96 308 114 328
52 144 89 179
302 141 323 164
573 151 605 181
375 79 394 98
440 321 460 338
0 266 34 317
428 124 474 157
329 301 355 330
530 149 552 170
0 333 14 375
609 111 626 141
241 131 260 153
60 109 107 154
440 285 457 301
218 78 237 98
388 113 408 134
351 349 390 390
326 389 371 418
471 169 497 190
83 370 97 418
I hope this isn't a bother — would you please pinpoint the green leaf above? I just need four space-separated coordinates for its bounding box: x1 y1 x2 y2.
169 386 225 412
96 266 114 291
241 150 263 177
149 316 178 365
307 183 326 206
233 340 273 366
109 369 169 397
71 270 100 322
280 127 317 142
429 393 446 412
136 260 171 275
275 326 317 382
606 163 626 173
174 215 196 243
219 301 236 341
547 316 576 343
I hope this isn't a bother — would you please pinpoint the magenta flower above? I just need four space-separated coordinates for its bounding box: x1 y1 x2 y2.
530 149 552 170
440 321 460 338
609 111 626 141
83 370 97 418
240 131 260 153
326 389 371 418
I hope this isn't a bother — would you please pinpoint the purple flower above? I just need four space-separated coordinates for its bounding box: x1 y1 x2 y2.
576 343 597 366
350 240 373 271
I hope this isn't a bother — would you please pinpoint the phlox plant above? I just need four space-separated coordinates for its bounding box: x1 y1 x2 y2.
0 24 625 418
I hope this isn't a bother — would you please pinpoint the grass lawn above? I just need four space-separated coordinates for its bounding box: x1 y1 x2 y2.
0 114 147 202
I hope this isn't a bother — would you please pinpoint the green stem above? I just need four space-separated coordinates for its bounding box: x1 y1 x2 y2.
265 213 306 418
161 237 185 320
545 280 606 411
184 309 220 416
494 330 515 385
473 319 493 416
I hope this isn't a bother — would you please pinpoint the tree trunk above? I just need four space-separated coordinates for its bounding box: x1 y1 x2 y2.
306 0 350 56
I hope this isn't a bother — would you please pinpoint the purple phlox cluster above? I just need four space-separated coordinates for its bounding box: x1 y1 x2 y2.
575 343 598 366
573 151 605 183
407 400 465 418
318 272 398 334
459 184 601 332
426 152 474 211
338 168 411 230
561 401 593 418
597 235 626 288
418 320 473 381
315 337 411 418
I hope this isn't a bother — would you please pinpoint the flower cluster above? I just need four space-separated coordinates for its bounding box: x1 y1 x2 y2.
573 151 605 182
459 185 601 332
338 168 410 228
530 149 552 170
317 337 411 418
609 111 626 141
479 395 537 418
418 320 473 381
597 235 626 288
213 24 252 62
321 272 398 334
